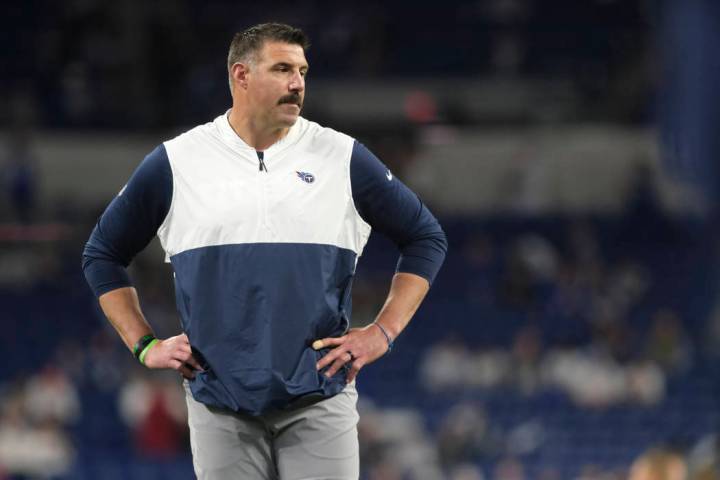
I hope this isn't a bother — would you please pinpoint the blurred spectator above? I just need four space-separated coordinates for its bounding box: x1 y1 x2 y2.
537 467 561 480
450 463 486 480
367 462 403 480
589 318 634 364
357 400 443 479
492 456 525 480
24 364 80 426
437 403 502 468
509 325 543 395
514 234 559 283
576 464 622 480
420 334 665 407
118 374 187 458
506 419 544 457
465 348 511 390
687 433 719 480
546 261 593 329
598 262 649 322
625 360 666 406
420 336 474 392
541 346 665 408
628 448 687 480
499 234 558 309
0 383 74 478
645 309 693 374
541 347 627 408
358 399 394 478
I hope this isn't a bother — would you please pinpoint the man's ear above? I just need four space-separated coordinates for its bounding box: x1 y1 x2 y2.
230 62 251 90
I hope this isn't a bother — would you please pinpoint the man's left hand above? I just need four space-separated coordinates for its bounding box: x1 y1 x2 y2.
313 324 389 383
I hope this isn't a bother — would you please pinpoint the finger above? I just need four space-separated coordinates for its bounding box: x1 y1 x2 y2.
179 333 190 344
173 344 203 370
178 364 196 379
324 355 350 378
173 349 203 370
312 336 347 350
178 343 193 354
184 354 204 372
170 358 196 379
316 348 344 370
347 359 363 383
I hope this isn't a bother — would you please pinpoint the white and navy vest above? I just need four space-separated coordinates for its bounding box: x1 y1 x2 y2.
83 112 447 416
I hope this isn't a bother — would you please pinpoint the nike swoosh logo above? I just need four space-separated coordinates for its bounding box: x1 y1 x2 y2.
386 170 393 181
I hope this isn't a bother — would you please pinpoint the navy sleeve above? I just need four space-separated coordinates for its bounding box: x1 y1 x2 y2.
350 141 447 284
82 145 173 297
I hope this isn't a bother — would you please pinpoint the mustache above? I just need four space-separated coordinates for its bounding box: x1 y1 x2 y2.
278 93 302 107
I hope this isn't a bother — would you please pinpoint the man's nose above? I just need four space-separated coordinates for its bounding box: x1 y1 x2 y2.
289 71 305 92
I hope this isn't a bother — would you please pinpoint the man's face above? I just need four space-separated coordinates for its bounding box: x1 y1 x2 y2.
245 41 308 129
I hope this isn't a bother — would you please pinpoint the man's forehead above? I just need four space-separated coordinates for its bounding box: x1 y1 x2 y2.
258 41 308 66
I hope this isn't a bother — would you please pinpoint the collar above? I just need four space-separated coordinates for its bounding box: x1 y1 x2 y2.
215 109 305 156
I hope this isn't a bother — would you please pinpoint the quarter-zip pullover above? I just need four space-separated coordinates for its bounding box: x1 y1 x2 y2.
82 112 447 416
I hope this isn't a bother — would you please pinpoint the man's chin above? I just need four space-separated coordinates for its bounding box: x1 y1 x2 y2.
277 112 300 127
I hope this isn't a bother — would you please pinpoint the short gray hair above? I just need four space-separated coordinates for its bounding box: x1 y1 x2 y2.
227 22 310 92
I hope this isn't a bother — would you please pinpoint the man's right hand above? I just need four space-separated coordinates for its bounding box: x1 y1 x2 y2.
142 333 204 379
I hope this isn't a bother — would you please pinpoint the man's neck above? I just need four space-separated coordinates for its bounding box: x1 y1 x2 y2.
227 108 289 151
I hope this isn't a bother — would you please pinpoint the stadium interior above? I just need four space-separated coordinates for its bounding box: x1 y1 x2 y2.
2 1 719 479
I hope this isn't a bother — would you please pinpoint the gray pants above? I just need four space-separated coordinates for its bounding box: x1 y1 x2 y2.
184 382 360 480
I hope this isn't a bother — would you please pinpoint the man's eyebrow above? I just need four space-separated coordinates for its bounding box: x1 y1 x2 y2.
272 61 309 71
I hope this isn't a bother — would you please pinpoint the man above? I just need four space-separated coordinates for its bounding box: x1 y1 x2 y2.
83 23 446 479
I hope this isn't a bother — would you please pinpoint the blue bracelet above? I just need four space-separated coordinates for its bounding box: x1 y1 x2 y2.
373 322 394 352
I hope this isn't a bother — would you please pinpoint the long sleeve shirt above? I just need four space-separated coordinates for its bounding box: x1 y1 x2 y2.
83 113 447 415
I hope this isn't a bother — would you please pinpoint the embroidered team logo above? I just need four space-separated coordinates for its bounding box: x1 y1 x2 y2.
296 171 315 184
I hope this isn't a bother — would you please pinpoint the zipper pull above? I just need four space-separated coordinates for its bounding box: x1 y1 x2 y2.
257 151 268 172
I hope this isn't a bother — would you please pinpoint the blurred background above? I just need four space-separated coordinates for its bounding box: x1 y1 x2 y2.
2 0 720 478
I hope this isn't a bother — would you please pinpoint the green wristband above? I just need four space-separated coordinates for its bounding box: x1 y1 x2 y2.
138 338 159 365
133 334 156 358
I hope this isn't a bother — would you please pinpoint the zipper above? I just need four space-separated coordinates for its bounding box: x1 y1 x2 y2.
256 150 272 237
257 151 268 172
